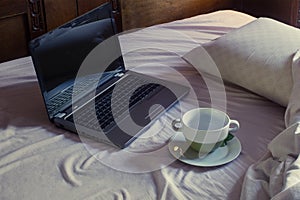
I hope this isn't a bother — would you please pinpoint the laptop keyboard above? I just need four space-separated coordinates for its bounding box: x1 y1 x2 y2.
47 74 106 116
69 75 162 131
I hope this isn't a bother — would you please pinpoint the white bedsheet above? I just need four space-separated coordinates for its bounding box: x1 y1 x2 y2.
241 51 300 200
0 10 288 200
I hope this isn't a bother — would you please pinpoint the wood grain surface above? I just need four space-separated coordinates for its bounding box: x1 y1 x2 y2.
120 0 235 30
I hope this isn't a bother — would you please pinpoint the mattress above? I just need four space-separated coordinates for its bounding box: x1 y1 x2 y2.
0 10 289 199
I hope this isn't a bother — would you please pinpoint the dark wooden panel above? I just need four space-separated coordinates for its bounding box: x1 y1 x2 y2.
298 1 300 27
0 0 27 18
44 0 77 31
77 0 108 15
121 0 235 30
0 15 29 62
242 0 299 26
290 0 300 27
27 0 47 39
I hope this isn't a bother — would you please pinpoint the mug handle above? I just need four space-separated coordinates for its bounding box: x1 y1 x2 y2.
229 120 240 134
172 119 183 131
222 120 240 146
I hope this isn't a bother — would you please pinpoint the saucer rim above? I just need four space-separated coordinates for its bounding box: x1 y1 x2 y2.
168 132 242 167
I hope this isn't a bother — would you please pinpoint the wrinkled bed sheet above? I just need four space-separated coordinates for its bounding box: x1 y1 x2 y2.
241 51 300 200
0 10 289 200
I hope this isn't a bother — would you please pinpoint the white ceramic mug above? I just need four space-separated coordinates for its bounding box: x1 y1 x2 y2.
172 108 239 155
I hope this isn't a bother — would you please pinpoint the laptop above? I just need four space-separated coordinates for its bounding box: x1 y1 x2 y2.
29 2 189 148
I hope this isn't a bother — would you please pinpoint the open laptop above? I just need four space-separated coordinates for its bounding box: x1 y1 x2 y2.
29 2 189 148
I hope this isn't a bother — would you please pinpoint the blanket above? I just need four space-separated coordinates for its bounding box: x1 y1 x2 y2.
240 50 300 199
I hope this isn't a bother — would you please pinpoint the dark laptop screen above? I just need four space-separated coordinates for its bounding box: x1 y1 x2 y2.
29 2 124 118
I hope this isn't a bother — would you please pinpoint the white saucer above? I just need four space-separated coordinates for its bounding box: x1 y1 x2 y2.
168 132 242 167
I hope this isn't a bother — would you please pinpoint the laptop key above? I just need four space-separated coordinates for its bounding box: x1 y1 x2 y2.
70 75 162 132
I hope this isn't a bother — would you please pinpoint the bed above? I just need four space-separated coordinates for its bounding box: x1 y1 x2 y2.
1 9 300 200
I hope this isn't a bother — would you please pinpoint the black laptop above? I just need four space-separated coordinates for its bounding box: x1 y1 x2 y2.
29 2 189 148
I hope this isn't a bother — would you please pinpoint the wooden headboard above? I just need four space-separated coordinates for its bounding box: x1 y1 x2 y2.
120 0 237 30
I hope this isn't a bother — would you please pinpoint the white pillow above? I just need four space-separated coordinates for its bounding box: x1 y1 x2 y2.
184 17 300 106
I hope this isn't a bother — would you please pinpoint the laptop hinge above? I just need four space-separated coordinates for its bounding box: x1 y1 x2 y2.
114 72 124 77
54 112 67 119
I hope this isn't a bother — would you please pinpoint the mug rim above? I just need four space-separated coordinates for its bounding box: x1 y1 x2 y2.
182 108 231 132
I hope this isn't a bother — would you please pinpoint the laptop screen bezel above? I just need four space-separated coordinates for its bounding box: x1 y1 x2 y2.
29 2 126 120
